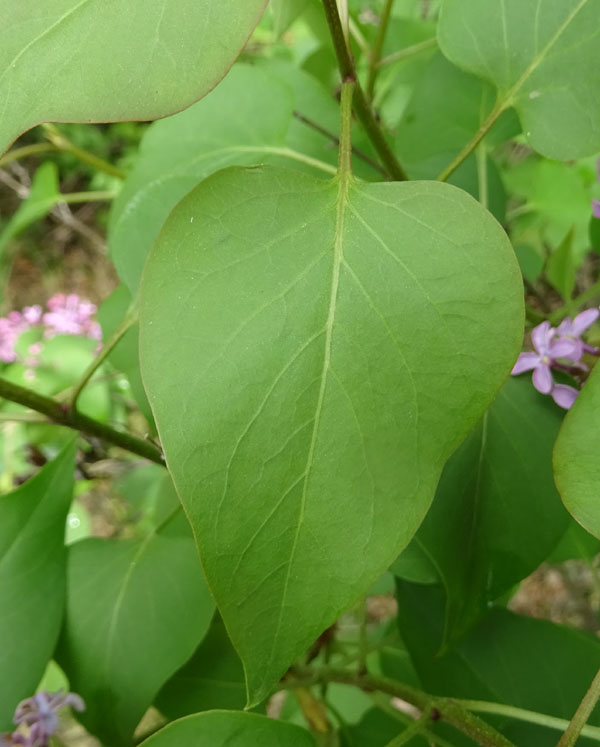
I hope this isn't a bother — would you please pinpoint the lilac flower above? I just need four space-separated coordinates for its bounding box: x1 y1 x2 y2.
0 294 102 366
551 384 580 409
556 308 600 358
0 691 84 747
593 199 600 219
43 293 101 340
0 313 27 363
511 309 600 409
511 321 579 394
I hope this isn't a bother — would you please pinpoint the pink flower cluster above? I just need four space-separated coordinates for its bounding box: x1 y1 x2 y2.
511 308 599 409
0 294 101 366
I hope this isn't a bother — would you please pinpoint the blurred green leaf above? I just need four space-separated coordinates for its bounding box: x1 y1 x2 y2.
0 162 59 256
58 508 215 746
0 0 266 154
548 519 600 563
504 158 591 260
0 439 75 729
97 285 153 425
514 244 544 285
271 0 310 36
438 0 600 160
546 228 576 302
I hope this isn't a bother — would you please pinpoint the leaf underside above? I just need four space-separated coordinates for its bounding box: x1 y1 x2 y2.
140 165 523 704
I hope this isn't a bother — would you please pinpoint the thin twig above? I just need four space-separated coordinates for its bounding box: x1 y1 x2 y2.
320 0 408 181
556 667 600 746
0 376 164 465
287 666 516 747
293 110 388 176
366 0 395 98
378 37 437 68
71 304 139 411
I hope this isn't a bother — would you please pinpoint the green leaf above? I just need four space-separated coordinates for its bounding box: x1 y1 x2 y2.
139 710 316 747
394 376 569 644
554 364 600 539
503 157 592 260
0 1 267 154
0 162 59 256
156 615 248 720
546 228 576 301
548 519 600 563
438 0 600 160
395 582 600 735
140 164 524 705
58 508 215 745
108 64 299 293
271 0 310 36
0 439 75 729
395 52 519 181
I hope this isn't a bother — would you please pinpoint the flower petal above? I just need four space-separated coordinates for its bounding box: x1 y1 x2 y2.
551 384 579 409
571 307 600 336
511 352 540 374
548 337 581 360
531 321 553 354
593 199 600 219
532 363 553 394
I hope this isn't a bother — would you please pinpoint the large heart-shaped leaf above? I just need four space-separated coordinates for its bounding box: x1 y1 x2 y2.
0 0 266 154
554 364 600 538
394 376 569 644
0 439 75 728
139 165 523 704
58 507 215 745
438 0 600 160
140 711 316 747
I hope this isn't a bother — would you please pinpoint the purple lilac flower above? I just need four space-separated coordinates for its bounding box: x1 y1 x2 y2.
511 321 579 394
556 308 600 358
0 294 102 367
511 309 600 409
43 293 101 340
0 691 84 747
593 199 600 219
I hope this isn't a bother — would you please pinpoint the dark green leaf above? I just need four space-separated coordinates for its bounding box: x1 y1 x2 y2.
0 440 75 729
58 508 214 745
395 582 600 731
156 615 248 720
393 377 569 643
546 229 576 301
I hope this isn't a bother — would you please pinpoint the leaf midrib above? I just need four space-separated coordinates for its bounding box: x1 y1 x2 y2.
266 173 350 671
500 0 589 106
